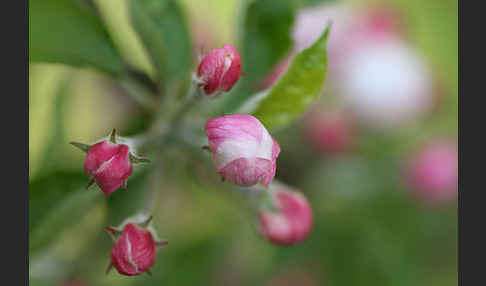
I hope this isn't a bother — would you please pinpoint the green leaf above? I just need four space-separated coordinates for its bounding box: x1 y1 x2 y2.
38 74 74 175
130 0 192 85
29 0 125 74
29 166 152 253
29 180 103 253
252 25 330 130
241 0 296 85
29 171 88 234
300 0 339 7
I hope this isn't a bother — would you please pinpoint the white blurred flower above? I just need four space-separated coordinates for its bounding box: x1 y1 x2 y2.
337 38 433 128
290 3 435 129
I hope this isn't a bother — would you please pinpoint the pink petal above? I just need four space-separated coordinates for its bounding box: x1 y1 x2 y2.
218 157 272 187
84 141 119 175
205 114 263 151
93 144 132 195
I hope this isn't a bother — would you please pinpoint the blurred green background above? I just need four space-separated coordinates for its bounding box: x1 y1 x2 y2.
29 0 457 285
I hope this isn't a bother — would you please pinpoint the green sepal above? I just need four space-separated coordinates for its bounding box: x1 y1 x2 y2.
69 141 91 153
129 153 152 164
109 128 117 144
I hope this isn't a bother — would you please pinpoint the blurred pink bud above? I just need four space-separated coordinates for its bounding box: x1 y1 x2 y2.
355 5 406 41
304 109 354 153
110 223 156 276
84 141 133 195
405 141 458 204
258 188 313 245
197 44 242 95
205 114 280 187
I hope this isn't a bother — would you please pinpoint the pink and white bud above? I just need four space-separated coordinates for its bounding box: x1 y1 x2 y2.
258 187 313 245
84 141 133 195
197 44 242 95
204 114 280 187
109 223 156 276
404 141 458 204
304 109 354 153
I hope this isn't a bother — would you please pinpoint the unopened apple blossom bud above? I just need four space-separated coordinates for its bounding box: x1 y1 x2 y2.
197 44 242 95
109 223 155 276
70 129 150 195
106 215 167 276
258 187 313 245
304 109 354 153
204 114 280 187
404 141 458 204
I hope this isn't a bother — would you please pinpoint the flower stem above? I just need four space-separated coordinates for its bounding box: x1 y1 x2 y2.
118 75 159 112
139 81 202 150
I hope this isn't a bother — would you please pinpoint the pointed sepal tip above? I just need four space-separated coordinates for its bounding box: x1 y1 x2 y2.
70 141 91 153
109 128 117 144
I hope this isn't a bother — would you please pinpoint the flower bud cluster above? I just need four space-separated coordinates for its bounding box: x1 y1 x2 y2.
197 44 315 245
68 39 314 279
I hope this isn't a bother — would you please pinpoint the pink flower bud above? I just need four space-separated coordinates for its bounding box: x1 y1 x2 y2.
204 114 280 187
404 141 458 204
71 129 151 195
72 130 151 195
304 109 354 153
84 141 133 195
109 223 156 276
197 44 242 95
258 188 313 245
